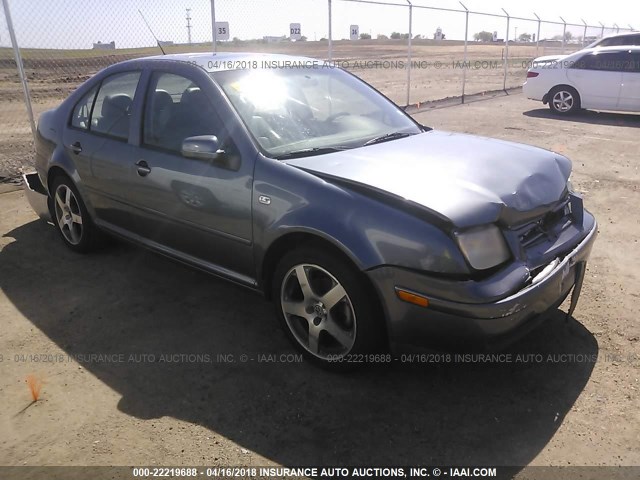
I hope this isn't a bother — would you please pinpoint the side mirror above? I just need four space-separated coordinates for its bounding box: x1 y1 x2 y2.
181 135 223 161
181 135 241 171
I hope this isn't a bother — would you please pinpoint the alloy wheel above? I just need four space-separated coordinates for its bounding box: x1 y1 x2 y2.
280 263 356 359
552 90 574 112
54 184 83 245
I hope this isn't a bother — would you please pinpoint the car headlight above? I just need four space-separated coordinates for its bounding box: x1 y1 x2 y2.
566 177 574 193
455 225 510 270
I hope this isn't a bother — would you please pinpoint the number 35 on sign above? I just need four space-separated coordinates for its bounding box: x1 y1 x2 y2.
215 21 229 40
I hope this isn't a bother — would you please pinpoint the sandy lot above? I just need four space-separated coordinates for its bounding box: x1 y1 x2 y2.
0 93 639 478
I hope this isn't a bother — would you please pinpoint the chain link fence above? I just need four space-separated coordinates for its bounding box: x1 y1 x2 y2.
0 0 634 179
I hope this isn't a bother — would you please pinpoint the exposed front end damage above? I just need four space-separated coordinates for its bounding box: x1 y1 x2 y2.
23 172 51 222
368 204 597 351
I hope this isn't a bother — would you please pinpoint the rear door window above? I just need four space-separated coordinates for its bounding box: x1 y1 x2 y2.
90 71 142 141
70 86 98 130
574 51 634 72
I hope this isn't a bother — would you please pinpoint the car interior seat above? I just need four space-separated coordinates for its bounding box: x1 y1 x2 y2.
96 94 132 138
146 89 173 145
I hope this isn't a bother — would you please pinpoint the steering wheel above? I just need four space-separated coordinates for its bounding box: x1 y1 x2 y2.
326 111 351 122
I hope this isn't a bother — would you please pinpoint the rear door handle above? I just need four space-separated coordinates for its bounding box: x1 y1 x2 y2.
136 160 151 177
70 141 82 154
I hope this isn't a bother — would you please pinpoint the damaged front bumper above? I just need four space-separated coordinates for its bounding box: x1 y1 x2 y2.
368 214 598 350
23 172 51 221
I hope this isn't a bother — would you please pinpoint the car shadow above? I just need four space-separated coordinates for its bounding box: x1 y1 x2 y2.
1 220 599 470
523 108 640 127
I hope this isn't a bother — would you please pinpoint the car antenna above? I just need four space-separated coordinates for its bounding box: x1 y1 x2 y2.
138 9 166 55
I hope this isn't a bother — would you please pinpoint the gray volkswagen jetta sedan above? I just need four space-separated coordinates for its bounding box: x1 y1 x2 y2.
27 52 597 369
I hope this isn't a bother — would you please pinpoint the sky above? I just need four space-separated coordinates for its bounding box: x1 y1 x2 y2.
0 0 637 50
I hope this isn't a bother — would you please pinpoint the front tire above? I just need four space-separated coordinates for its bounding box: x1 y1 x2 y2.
272 247 384 370
51 175 99 253
549 86 580 115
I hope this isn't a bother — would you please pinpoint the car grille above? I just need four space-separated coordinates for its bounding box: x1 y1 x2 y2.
517 197 572 250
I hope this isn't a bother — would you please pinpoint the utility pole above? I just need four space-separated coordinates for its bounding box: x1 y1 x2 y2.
186 8 193 45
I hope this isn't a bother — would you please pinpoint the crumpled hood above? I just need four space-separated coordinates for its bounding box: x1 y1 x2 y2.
284 130 572 228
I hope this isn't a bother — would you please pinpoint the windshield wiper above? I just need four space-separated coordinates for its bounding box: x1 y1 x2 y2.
274 146 350 160
363 131 413 146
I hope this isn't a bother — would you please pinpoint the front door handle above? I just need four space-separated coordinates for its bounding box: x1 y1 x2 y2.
70 141 82 154
136 160 151 177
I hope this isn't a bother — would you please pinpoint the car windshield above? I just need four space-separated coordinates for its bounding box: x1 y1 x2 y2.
211 66 422 158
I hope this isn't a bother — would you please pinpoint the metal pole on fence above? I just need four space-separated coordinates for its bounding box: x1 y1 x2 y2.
534 13 541 57
406 0 412 106
501 8 509 91
210 0 217 53
1 0 36 140
560 17 566 54
599 22 605 39
460 2 469 103
614 23 619 34
581 19 588 47
328 0 333 62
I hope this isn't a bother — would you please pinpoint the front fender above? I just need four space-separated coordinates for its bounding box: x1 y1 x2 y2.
253 157 469 280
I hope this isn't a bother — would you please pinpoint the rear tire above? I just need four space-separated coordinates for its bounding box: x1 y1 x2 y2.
548 86 580 115
50 175 100 253
272 246 385 370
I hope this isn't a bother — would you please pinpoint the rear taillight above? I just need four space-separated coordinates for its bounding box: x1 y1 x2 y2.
527 71 539 78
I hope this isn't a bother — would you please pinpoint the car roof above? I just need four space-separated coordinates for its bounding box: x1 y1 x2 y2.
567 45 640 57
144 52 323 72
598 31 640 39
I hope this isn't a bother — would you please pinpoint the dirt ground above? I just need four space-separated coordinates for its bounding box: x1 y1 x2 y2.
0 93 639 477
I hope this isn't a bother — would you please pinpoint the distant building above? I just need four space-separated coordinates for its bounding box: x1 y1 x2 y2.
263 35 286 43
158 40 174 47
93 41 115 50
433 27 445 41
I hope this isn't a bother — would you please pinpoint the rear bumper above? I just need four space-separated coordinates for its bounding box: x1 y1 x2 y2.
522 80 547 102
367 219 597 351
23 172 51 221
